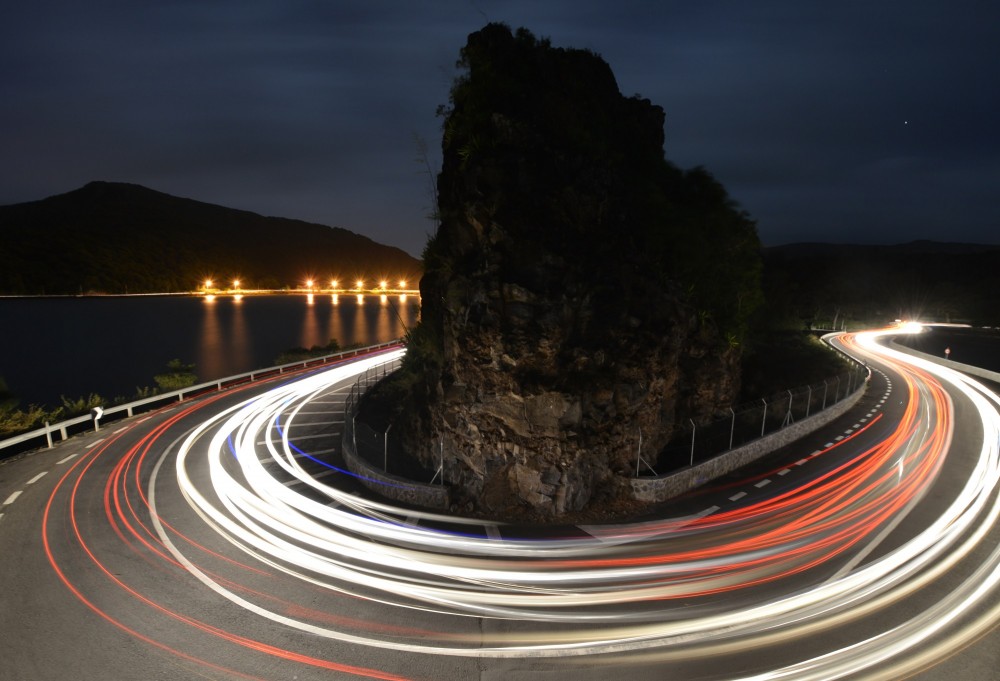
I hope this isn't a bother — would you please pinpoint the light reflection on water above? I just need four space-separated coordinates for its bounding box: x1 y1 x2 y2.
0 294 419 408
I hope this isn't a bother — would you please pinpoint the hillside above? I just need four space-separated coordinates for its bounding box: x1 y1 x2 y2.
0 181 422 294
761 241 1000 328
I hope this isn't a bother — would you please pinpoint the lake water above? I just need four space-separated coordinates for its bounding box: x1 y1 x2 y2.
894 325 1000 373
0 293 420 408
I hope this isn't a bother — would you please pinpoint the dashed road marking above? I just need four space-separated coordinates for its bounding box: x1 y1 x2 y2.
3 491 22 506
138 416 152 423
824 442 835 448
835 435 845 441
114 427 128 434
796 459 809 466
700 505 721 516
778 468 791 476
27 472 47 485
85 438 106 449
730 491 747 502
57 453 79 464
485 525 502 540
755 479 772 488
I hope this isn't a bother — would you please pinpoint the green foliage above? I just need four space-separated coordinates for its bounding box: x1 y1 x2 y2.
58 393 105 417
153 359 198 392
761 244 1000 329
273 339 346 365
0 402 48 437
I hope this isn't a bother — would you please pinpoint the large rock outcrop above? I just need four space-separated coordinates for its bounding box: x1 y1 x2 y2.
395 24 762 520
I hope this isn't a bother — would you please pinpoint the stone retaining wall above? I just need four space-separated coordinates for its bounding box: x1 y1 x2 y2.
342 436 449 510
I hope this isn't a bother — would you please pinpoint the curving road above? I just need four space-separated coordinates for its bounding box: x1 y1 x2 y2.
2 327 1000 680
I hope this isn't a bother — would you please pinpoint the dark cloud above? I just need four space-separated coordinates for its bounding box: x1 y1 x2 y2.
2 0 998 257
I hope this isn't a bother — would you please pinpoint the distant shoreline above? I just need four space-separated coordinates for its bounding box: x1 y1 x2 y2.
0 288 421 300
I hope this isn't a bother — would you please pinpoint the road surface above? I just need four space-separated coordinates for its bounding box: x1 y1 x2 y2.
2 328 999 680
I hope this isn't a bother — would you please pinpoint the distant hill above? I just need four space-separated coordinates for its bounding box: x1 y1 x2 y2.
762 241 1000 327
0 181 422 295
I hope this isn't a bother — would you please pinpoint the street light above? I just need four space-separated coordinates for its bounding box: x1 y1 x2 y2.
355 279 364 291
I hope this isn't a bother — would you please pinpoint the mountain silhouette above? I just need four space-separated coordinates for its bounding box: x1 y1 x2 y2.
0 181 421 294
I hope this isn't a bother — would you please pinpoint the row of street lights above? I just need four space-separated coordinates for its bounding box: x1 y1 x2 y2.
199 278 412 292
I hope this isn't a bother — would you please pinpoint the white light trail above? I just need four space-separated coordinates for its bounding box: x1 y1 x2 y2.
147 330 1000 678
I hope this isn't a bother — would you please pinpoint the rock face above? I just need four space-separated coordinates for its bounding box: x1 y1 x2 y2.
398 24 761 520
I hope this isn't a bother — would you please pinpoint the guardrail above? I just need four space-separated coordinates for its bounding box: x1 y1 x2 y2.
0 339 403 460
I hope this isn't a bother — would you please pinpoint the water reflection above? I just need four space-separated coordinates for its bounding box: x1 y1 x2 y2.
229 296 251 371
198 294 223 379
301 295 321 348
0 294 421 409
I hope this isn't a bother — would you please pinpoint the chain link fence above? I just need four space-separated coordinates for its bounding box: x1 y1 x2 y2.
346 353 869 485
647 362 869 475
343 357 442 484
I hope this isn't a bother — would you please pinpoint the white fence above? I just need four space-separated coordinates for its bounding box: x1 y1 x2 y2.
0 340 403 459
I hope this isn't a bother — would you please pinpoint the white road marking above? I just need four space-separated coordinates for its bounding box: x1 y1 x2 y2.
3 491 22 506
57 453 79 464
729 491 747 501
778 469 791 476
755 479 772 488
28 472 47 485
114 427 128 434
85 438 106 449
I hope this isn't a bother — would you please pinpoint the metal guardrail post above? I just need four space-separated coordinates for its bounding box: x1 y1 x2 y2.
2 339 405 458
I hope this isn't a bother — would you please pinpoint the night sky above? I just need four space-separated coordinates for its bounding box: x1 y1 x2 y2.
3 1 998 258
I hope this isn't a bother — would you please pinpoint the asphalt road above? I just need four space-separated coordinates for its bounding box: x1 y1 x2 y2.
2 329 1000 680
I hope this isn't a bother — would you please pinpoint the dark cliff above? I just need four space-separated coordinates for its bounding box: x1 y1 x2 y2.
389 24 762 520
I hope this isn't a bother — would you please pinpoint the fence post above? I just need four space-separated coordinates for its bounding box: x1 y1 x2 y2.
822 380 829 410
45 421 53 449
384 423 392 472
635 427 643 477
805 385 812 418
728 408 736 450
834 376 841 402
782 390 794 428
690 419 696 467
760 398 768 438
